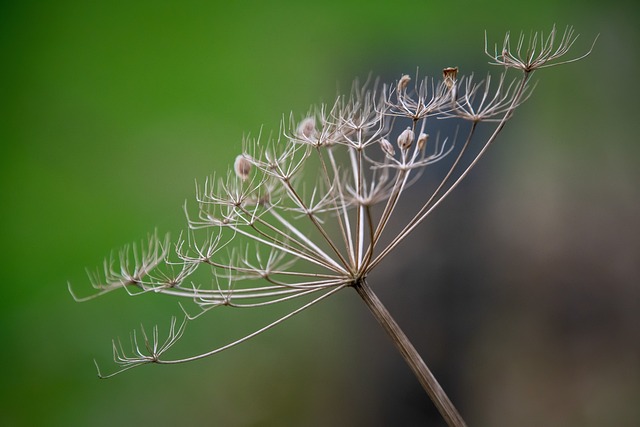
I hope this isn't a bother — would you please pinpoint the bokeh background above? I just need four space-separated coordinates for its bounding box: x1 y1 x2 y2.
1 1 638 426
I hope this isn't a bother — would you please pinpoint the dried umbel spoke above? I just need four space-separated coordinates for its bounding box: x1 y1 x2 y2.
72 27 594 427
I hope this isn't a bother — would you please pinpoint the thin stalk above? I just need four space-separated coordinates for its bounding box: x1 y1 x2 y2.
353 279 467 427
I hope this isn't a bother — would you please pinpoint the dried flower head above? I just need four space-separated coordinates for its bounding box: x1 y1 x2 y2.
485 24 597 73
296 116 317 139
71 26 594 427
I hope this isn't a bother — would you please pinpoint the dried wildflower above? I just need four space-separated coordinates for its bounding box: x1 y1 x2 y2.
72 27 594 427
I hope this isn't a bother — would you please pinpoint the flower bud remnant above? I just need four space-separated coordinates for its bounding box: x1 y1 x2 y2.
397 127 414 150
234 155 252 181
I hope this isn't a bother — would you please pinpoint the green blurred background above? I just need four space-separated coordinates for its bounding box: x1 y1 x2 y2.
1 1 638 426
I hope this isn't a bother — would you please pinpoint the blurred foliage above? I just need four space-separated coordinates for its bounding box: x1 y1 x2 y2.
1 1 638 426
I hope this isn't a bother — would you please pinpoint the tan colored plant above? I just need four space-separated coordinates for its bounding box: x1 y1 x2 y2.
71 26 595 427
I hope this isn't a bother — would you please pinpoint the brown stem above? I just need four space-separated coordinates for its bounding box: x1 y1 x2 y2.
353 279 467 427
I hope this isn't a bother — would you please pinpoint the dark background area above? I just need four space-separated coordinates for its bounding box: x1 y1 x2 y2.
1 1 638 426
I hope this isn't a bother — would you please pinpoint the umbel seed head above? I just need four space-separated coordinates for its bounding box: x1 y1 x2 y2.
74 26 594 393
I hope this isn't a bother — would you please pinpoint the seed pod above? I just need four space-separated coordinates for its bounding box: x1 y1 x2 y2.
397 127 414 150
297 117 316 139
417 133 429 151
379 138 395 157
442 67 458 89
234 155 252 181
398 74 411 92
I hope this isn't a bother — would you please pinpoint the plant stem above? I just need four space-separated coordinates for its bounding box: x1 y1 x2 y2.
353 279 467 427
